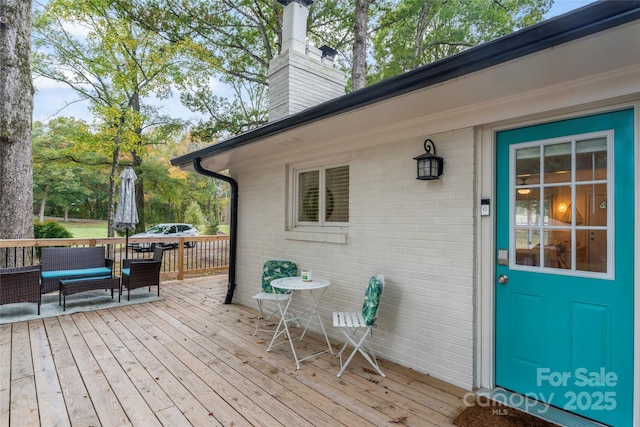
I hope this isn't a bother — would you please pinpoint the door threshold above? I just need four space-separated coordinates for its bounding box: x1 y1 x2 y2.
476 388 608 427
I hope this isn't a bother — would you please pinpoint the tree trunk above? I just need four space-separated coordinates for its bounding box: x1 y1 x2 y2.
352 0 370 91
0 0 34 265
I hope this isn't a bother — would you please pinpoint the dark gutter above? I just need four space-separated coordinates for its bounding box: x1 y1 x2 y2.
171 1 640 169
193 158 238 304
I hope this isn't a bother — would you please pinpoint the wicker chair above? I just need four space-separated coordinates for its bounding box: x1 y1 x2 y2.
121 247 163 301
0 266 42 315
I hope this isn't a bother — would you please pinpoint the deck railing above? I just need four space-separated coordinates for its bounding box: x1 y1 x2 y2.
0 235 230 280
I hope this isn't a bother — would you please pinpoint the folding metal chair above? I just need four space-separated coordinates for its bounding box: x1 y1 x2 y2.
333 274 385 377
252 260 298 335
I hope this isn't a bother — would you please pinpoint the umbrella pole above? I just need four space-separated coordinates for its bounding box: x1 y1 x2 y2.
125 229 129 259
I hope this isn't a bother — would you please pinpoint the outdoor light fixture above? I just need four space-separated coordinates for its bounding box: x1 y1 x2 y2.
414 139 444 180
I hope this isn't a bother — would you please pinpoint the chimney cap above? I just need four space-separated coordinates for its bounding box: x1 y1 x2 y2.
277 0 314 6
319 45 338 61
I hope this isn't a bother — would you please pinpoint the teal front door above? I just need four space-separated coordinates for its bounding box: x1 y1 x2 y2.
495 109 635 426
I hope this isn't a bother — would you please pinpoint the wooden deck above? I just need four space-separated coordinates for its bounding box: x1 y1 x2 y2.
1 275 468 427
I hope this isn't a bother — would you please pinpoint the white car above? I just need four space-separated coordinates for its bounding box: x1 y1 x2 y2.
129 223 198 251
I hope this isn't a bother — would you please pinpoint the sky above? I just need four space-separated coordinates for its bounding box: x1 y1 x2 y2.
31 0 597 125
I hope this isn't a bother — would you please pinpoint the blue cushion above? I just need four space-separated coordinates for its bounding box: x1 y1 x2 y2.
60 275 113 283
122 268 130 276
41 267 112 279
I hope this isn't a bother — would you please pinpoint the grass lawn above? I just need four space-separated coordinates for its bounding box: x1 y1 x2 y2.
55 220 230 239
62 221 109 238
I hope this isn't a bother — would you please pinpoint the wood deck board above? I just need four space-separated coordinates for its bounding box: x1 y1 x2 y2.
112 305 250 427
154 281 445 427
72 312 163 427
130 302 308 427
161 282 453 427
1 275 466 427
95 308 220 427
42 317 101 427
0 324 12 427
190 285 459 427
28 319 71 427
160 285 400 426
124 303 272 427
9 376 39 427
57 314 132 427
155 289 369 427
10 322 33 381
84 310 177 415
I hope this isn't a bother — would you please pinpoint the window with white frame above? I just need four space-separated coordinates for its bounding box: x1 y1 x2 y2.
294 164 349 227
511 132 612 277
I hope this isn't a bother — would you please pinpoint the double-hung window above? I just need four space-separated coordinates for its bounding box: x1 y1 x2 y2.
294 163 349 227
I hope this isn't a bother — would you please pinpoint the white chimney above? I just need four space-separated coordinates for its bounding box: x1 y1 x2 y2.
280 0 310 54
268 0 345 121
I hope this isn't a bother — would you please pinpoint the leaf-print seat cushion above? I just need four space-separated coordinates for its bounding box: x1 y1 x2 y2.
361 276 382 326
261 260 298 294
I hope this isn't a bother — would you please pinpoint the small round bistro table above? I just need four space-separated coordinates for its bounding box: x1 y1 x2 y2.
267 276 334 369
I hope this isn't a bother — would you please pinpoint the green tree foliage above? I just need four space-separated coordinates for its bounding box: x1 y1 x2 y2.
32 118 111 221
31 120 230 232
32 0 189 234
27 0 551 237
33 221 73 239
370 0 552 82
184 201 207 232
112 0 358 140
110 0 550 138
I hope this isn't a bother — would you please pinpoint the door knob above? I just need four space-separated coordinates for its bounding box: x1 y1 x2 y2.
497 274 509 285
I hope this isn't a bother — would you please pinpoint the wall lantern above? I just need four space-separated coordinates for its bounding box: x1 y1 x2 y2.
414 139 444 180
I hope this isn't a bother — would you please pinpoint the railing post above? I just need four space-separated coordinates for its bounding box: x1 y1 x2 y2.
178 237 185 280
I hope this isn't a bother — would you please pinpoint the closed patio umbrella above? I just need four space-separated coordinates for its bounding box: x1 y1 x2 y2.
114 166 139 259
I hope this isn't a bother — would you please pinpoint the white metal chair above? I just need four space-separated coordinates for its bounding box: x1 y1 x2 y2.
252 260 298 335
333 274 385 378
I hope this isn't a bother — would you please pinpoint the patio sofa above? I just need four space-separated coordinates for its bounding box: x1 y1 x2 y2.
40 247 115 294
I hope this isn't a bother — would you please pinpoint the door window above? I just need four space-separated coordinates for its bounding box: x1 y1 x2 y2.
511 132 611 277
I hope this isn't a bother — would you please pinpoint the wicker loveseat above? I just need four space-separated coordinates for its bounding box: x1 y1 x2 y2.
40 247 114 294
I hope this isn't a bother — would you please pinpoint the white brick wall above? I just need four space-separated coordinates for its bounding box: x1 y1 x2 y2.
268 49 345 121
232 127 476 390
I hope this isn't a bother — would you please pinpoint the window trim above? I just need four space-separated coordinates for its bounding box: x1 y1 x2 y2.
508 130 614 279
289 160 349 230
